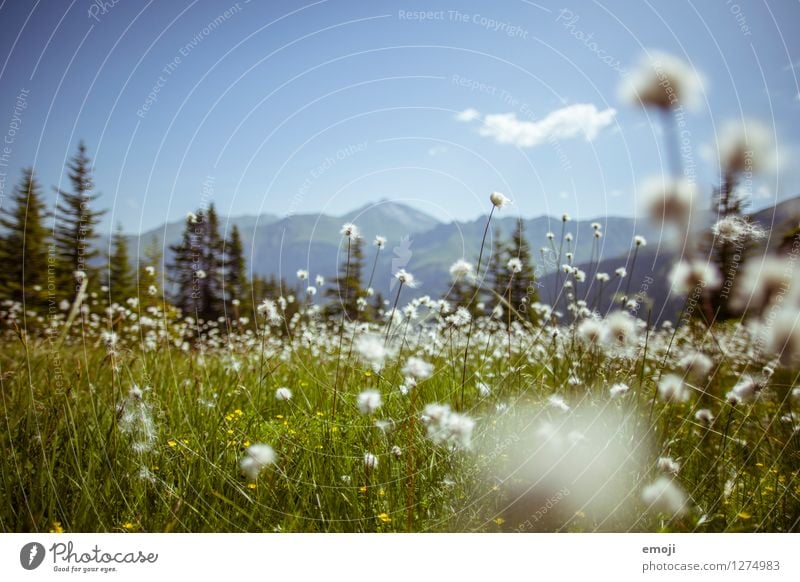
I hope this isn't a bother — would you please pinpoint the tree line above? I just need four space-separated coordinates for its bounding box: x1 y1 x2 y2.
0 140 543 331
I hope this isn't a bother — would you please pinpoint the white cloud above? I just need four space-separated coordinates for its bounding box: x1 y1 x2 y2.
455 108 481 122
457 104 617 148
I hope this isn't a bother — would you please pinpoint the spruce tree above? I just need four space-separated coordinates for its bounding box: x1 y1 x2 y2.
326 235 365 320
704 174 749 321
106 223 134 305
169 205 225 323
0 168 50 307
447 273 480 315
169 212 202 318
508 219 539 322
53 141 105 299
224 224 247 311
484 227 510 317
202 204 225 321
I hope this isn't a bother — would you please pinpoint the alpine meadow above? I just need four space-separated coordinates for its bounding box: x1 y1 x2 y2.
1 1 799 537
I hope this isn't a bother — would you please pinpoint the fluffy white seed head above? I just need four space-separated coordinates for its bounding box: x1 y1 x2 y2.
490 191 512 209
641 476 688 517
275 387 293 401
357 389 382 415
621 51 704 110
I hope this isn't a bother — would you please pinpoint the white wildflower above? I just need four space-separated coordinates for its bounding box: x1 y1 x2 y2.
490 191 512 209
642 476 688 517
275 387 293 401
357 389 382 415
240 444 276 481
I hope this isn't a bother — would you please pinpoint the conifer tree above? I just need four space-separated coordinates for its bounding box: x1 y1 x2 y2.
484 227 510 317
169 205 226 322
106 223 134 305
202 204 225 320
53 141 105 299
0 168 50 307
447 272 480 315
508 219 539 322
169 212 203 318
224 224 247 310
326 235 365 319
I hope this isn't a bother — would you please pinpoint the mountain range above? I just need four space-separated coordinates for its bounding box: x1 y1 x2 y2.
111 196 800 314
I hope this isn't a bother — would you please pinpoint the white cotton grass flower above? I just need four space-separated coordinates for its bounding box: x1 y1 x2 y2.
374 235 387 249
446 306 471 327
296 269 308 281
669 260 721 294
712 216 765 244
766 309 800 365
621 50 704 110
491 403 648 530
258 299 282 325
449 259 475 281
658 374 690 403
657 456 681 475
507 257 523 274
340 222 360 239
634 235 647 247
731 257 789 313
615 267 627 278
195 269 207 279
74 270 87 282
640 176 698 225
305 286 317 296
402 356 433 380
577 318 604 345
679 352 714 380
394 268 418 288
726 376 759 405
604 311 638 347
240 443 276 481
596 272 610 282
547 394 571 412
275 387 293 401
357 389 382 415
546 231 555 241
391 445 402 459
641 476 688 517
421 403 475 450
355 334 391 372
147 285 158 296
695 408 714 426
490 191 512 209
717 119 776 174
145 265 156 277
118 384 157 455
477 381 491 397
363 452 378 471
609 383 630 398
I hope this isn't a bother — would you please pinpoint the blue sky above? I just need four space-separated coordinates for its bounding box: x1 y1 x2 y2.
0 0 798 234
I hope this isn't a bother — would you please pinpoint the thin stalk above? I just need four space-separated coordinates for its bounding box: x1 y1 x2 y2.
332 238 352 420
459 206 495 407
383 281 404 346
